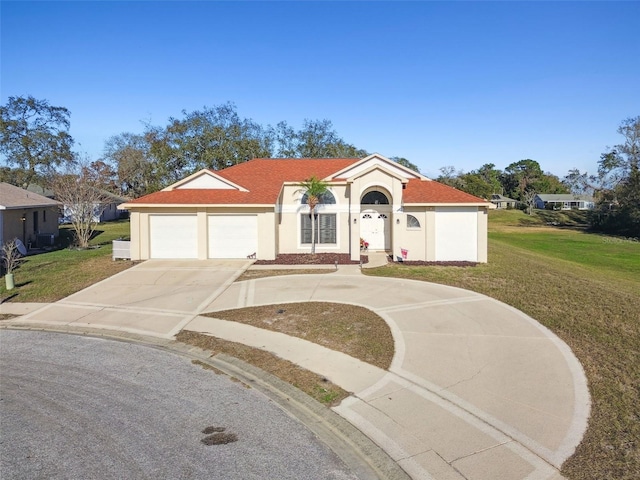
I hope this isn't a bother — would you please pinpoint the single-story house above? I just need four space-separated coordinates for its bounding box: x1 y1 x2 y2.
535 194 594 211
119 154 490 262
1 182 61 247
61 190 129 224
490 194 518 209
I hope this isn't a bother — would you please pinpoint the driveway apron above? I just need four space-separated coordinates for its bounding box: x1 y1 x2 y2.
188 272 590 480
12 260 252 338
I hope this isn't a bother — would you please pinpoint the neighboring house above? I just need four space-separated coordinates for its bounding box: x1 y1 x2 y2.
490 194 518 209
62 190 129 223
0 182 61 247
535 194 594 211
119 154 491 262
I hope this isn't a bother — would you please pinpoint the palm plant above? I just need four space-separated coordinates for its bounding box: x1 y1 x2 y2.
298 176 330 254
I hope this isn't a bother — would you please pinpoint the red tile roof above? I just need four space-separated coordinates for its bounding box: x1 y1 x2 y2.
125 158 486 206
403 179 486 203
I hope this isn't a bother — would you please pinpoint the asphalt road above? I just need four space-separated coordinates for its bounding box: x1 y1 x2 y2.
0 330 360 480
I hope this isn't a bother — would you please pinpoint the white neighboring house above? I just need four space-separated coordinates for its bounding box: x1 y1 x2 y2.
534 194 595 211
119 154 491 263
62 190 128 224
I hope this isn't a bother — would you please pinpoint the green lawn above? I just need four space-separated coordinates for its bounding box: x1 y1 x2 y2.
1 220 133 302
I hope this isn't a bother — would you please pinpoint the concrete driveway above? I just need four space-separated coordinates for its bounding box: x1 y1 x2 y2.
13 259 253 338
4 261 590 480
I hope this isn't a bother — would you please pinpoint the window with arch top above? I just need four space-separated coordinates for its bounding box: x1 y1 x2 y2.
361 191 389 205
301 191 336 205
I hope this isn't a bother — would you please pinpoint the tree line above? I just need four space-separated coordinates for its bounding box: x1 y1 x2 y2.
0 95 419 198
1 95 638 237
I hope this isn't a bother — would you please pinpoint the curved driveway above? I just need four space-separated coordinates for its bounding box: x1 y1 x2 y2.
188 270 590 480
4 260 590 480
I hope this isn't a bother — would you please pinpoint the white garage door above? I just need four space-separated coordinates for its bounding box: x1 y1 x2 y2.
435 207 478 261
208 215 257 259
149 215 198 259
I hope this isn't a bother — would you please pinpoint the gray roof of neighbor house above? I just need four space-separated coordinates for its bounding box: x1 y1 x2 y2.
536 194 594 202
491 194 517 202
0 182 62 210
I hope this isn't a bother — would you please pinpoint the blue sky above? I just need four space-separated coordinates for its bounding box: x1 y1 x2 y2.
2 1 639 179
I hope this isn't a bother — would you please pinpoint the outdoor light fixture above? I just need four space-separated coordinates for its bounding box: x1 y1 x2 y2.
353 218 357 224
396 218 400 224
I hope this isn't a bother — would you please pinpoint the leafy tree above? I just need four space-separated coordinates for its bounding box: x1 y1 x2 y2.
50 158 116 248
298 176 329 254
502 159 544 201
143 103 273 183
274 119 367 158
0 95 74 186
436 166 464 188
390 156 420 173
590 116 640 236
103 132 158 197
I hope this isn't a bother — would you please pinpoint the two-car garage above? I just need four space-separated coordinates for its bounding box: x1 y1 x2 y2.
148 214 257 259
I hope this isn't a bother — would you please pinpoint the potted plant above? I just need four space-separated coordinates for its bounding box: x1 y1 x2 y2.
2 239 23 290
360 238 369 251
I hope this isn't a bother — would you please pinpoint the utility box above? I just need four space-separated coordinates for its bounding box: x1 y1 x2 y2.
112 240 131 260
36 233 56 248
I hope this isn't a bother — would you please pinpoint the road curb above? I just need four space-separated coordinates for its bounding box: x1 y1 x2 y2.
0 324 410 480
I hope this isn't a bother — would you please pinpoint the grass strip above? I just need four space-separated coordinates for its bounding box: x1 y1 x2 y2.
177 330 349 406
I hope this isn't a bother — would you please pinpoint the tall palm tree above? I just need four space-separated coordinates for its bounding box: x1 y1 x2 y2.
299 176 329 254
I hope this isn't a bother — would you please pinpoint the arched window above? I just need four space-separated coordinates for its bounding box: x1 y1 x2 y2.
361 191 389 205
301 191 336 205
407 215 420 228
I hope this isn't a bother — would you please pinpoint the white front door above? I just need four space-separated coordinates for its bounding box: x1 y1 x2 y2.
360 211 390 250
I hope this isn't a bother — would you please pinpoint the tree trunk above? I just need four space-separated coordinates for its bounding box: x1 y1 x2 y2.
310 208 316 254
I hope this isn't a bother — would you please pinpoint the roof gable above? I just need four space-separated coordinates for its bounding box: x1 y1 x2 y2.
168 169 248 191
329 153 426 181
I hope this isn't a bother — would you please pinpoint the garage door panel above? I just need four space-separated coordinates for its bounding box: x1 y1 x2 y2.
435 207 478 262
208 215 257 259
150 215 198 259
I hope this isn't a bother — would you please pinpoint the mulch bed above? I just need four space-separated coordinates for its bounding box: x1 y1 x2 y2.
254 253 367 265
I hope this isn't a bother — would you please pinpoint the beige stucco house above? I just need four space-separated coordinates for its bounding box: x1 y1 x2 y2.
1 182 61 248
119 154 490 262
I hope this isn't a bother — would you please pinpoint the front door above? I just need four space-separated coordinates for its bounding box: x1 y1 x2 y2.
360 211 389 250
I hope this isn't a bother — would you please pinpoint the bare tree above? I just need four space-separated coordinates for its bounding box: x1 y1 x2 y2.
523 189 537 216
50 159 114 248
1 239 23 276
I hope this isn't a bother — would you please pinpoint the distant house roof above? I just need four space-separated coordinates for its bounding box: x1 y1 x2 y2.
0 182 61 210
26 184 55 198
491 194 517 202
536 194 594 202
